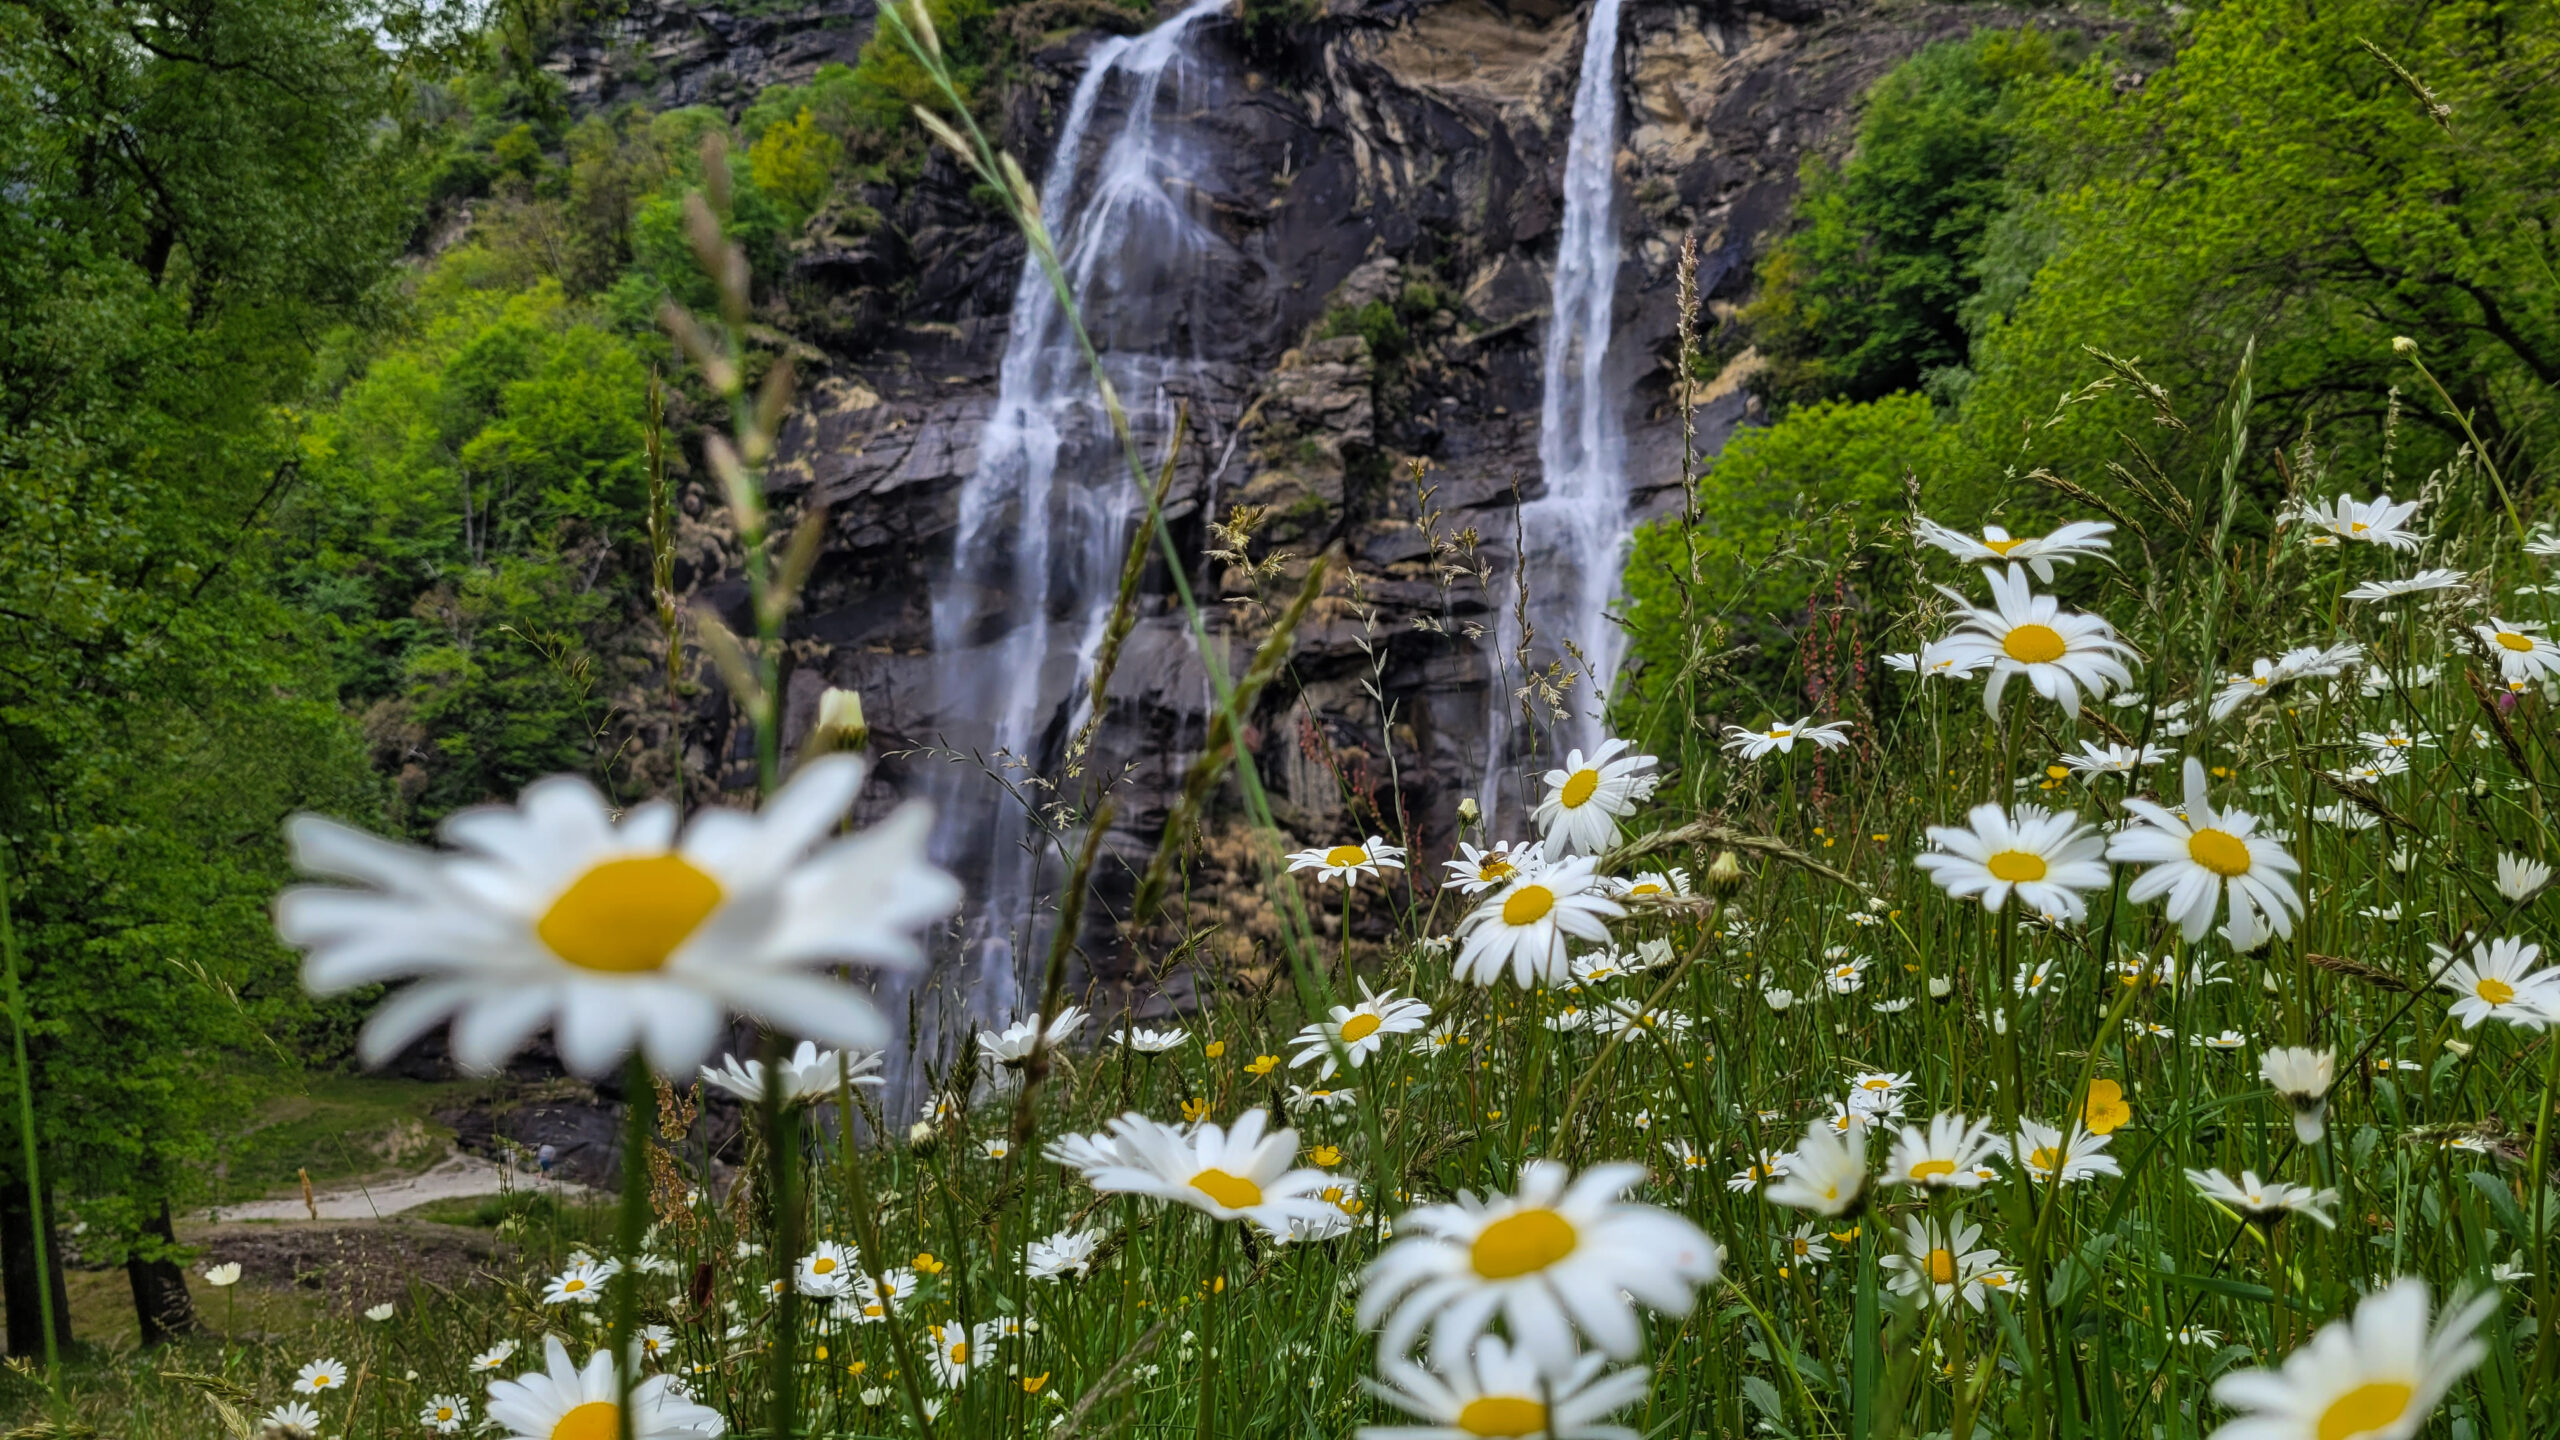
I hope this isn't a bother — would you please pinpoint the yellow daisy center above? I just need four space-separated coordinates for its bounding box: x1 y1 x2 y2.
552 1403 619 1440
2496 631 2536 652
1469 1207 1578 1279
1478 858 1515 882
1986 850 2048 883
2315 1381 2412 1440
537 854 723 973
311 1374 334 1387
1790 1237 1811 1255
949 1341 969 1364
1861 1078 1895 1091
562 1278 585 1292
1502 884 1556 926
1323 844 1369 867
1339 1013 1383 1043
2186 828 2253 877
811 1257 837 1274
1456 1396 1548 1438
1909 1158 1957 1182
1629 882 1662 895
1982 535 2026 555
2476 977 2516 1006
437 1408 456 1421
2350 521 2369 533
1189 1168 1263 1210
2002 623 2067 664
2028 1146 2061 1173
1559 768 1601 808
1927 1248 1957 1285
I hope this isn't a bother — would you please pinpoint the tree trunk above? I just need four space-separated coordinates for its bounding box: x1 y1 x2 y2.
125 1199 196 1345
0 1180 71 1356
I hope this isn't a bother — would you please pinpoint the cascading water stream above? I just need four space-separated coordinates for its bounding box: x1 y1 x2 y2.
919 0 1230 1036
1480 0 1632 826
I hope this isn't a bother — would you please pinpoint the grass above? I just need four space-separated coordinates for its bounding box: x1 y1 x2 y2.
206 1075 485 1207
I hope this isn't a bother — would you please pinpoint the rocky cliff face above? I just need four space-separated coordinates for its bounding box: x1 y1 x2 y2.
577 0 1998 1011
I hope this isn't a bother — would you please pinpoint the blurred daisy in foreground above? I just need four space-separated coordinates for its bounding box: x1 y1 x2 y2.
1532 739 1659 855
2187 1168 2339 1229
485 1336 725 1439
2207 1278 2491 1440
2430 936 2560 1029
275 754 959 1078
701 1041 882 1106
1765 1121 1868 1216
1360 1159 1720 1373
1357 1334 1650 1440
2108 759 2301 943
1442 840 1544 895
2284 492 2422 550
1290 979 1432 1079
1721 717 1855 760
1078 1109 1336 1234
1913 516 2114 580
1933 564 2136 718
1287 836 1408 885
1914 803 2110 922
1454 858 1624 988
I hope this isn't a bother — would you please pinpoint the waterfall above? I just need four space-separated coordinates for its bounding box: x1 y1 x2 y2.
920 0 1231 1033
1482 0 1630 824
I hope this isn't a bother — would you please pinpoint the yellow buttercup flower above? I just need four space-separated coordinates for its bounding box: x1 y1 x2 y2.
2083 1079 2131 1135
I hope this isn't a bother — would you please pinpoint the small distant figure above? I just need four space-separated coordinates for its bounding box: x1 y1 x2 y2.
536 1144 558 1176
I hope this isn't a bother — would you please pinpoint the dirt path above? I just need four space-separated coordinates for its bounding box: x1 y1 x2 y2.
205 1151 594 1222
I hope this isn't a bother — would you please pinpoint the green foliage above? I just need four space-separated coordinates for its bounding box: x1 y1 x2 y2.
1744 28 2060 409
1620 394 1961 746
1959 0 2560 487
748 106 848 221
1237 0 1322 58
843 0 999 140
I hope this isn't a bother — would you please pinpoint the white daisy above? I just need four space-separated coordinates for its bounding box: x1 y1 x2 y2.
1721 717 1855 760
2211 644 2365 720
1453 858 1624 988
2207 1278 2493 1440
1880 1211 2002 1310
1884 1112 2004 1190
1359 1160 1721 1373
1442 840 1546 896
1290 979 1433 1080
1285 1083 1360 1113
1112 1026 1189 1054
542 1258 618 1306
1913 803 2110 921
700 1041 882 1106
1024 1227 1105 1281
419 1394 472 1434
1778 1223 1833 1270
472 1339 520 1372
924 1318 981 1388
2107 758 2302 943
2260 1046 2335 1144
2430 936 2560 1029
978 1006 1088 1068
2186 1168 2340 1229
2009 1119 2120 1184
1765 1121 1868 1217
1659 1139 1714 1176
1881 638 1988 681
796 1240 857 1297
1913 516 2115 580
1822 955 1871 994
2196 1029 2250 1052
2346 568 2465 600
1287 835 1409 885
485 1335 725 1439
1611 867 1692 900
292 1358 348 1395
1933 563 2136 718
1357 1333 1650 1440
2284 493 2423 550
845 1267 918 1322
2474 617 2560 684
2060 740 2168 775
1724 1149 1790 1193
1080 1108 1337 1233
1531 740 1660 855
275 755 960 1077
2494 853 2552 902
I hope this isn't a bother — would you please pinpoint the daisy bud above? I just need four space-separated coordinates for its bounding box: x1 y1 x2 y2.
1927 976 1953 1000
2392 335 2419 355
1707 850 1745 889
1456 796 1481 827
811 687 870 753
907 1120 940 1154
